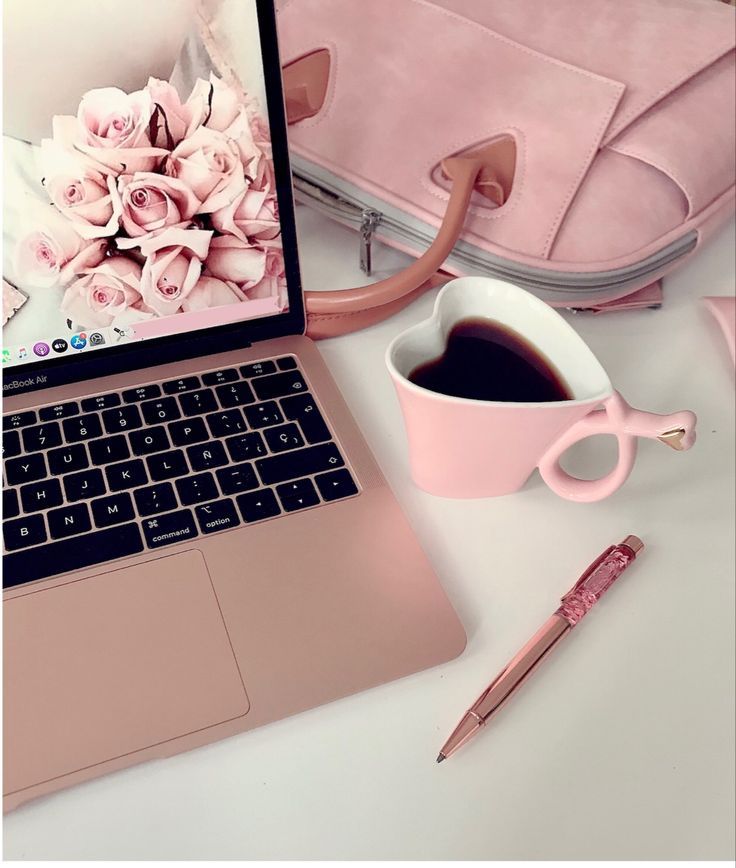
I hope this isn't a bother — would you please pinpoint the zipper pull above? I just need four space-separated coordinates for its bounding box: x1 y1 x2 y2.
359 209 382 275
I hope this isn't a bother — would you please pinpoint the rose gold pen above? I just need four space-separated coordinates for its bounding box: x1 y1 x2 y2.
437 535 644 763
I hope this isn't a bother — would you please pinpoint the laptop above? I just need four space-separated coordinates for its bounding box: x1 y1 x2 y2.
1 0 465 810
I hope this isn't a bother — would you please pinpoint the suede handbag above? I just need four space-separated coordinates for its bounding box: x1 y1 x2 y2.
191 0 736 337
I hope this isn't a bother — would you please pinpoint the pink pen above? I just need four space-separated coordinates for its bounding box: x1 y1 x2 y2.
437 535 644 762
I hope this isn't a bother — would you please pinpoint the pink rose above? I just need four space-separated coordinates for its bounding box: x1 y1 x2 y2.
140 242 204 317
78 87 154 150
204 235 266 284
51 87 167 176
15 203 107 287
181 276 246 312
186 75 243 134
249 144 276 194
60 256 143 328
211 186 280 243
40 140 122 239
118 172 200 237
146 78 192 148
165 126 246 213
243 242 288 310
181 75 261 177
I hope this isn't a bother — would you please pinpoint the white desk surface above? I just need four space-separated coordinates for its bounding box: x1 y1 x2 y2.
4 209 735 861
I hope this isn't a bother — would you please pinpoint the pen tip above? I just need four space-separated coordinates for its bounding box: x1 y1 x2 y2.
436 753 446 764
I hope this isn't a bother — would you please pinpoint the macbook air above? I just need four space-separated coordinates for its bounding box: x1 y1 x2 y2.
1 0 465 810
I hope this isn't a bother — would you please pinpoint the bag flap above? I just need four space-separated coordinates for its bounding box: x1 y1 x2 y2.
435 0 736 144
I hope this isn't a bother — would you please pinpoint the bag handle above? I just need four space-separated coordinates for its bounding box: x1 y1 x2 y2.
304 150 497 339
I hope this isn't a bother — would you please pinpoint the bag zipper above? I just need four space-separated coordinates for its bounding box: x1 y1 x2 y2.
292 168 697 298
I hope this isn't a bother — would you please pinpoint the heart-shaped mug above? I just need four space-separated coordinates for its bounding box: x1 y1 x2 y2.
386 277 697 502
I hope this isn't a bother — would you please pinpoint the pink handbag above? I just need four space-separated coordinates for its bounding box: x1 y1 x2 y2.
273 0 736 337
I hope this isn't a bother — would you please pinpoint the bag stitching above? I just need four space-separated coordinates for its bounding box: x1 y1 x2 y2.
606 143 695 218
542 83 624 257
605 45 736 143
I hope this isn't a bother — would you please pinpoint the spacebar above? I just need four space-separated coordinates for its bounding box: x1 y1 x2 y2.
3 523 145 589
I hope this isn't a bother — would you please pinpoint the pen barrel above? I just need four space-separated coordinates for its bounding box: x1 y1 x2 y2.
471 614 570 722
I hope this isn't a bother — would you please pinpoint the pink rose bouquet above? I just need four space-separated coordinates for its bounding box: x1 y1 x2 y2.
16 73 286 331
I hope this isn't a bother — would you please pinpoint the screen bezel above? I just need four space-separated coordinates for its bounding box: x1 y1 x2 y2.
2 0 304 398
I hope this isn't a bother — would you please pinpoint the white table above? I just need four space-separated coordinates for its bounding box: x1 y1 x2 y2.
4 208 735 861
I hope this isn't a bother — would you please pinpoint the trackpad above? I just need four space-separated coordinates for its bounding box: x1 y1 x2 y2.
4 550 249 796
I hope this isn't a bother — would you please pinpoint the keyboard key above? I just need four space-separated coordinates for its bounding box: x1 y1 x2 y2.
3 524 144 588
39 401 80 421
163 376 201 395
142 509 197 549
3 514 47 551
276 478 320 512
64 468 106 502
130 426 170 456
81 392 121 412
225 432 266 462
142 397 181 425
62 413 103 443
244 401 283 429
123 384 161 403
195 499 240 534
89 434 130 465
3 488 20 519
47 503 92 539
22 422 62 452
91 492 135 528
176 472 218 506
2 430 21 458
169 417 209 446
5 454 47 485
207 410 247 438
48 444 89 475
252 370 308 400
202 368 238 386
20 478 64 513
3 411 37 429
102 404 143 433
225 431 268 461
265 423 305 454
106 459 148 491
134 483 177 517
216 380 255 408
216 463 258 495
236 489 281 523
256 443 344 485
316 469 358 502
179 389 218 417
275 478 318 500
187 441 228 471
240 360 276 378
276 356 298 371
146 449 188 481
281 393 332 444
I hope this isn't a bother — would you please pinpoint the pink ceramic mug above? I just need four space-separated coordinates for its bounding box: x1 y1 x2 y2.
386 277 697 502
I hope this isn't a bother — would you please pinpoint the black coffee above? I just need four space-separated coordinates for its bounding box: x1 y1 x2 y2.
408 317 572 402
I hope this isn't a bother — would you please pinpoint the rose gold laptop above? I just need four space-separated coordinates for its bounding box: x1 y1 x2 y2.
1 0 465 811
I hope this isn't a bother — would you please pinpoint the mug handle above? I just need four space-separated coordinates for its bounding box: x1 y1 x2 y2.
538 391 697 503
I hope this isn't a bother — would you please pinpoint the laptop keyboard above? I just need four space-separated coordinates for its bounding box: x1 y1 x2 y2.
2 355 358 589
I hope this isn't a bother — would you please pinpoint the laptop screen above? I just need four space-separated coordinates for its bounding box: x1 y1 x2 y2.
2 0 303 394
